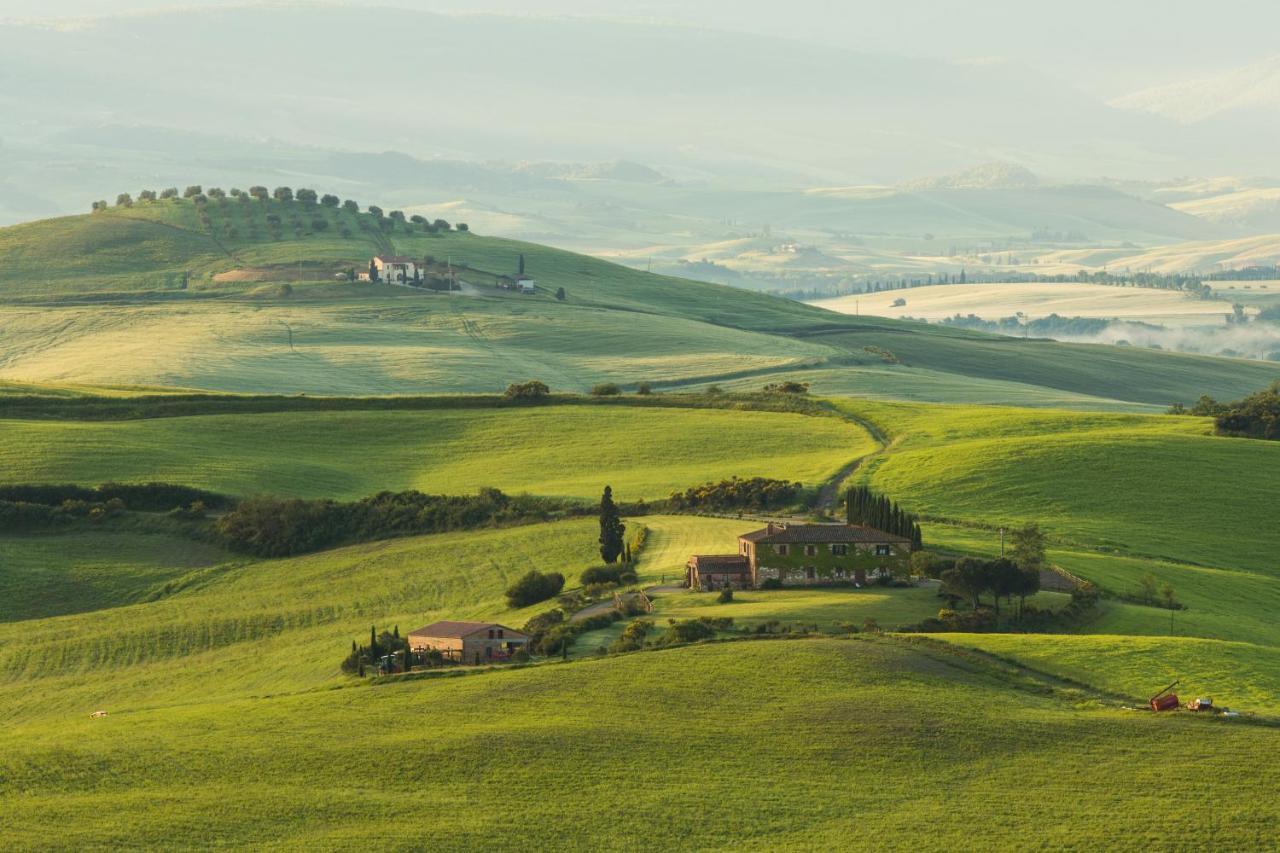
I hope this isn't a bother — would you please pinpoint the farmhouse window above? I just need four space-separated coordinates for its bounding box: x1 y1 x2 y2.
832 544 848 556
835 568 846 578
776 545 789 555
488 629 495 639
498 629 504 638
805 545 817 556
806 566 816 579
875 545 891 556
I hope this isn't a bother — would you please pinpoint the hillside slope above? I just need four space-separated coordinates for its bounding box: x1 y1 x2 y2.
0 199 1276 406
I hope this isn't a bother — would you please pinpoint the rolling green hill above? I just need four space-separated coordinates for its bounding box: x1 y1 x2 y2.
3 392 1280 847
0 403 872 500
0 198 1276 407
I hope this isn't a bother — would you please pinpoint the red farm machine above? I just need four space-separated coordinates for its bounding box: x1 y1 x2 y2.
1150 680 1180 712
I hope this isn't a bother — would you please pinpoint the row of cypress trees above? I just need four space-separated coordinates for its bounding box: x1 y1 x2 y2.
845 485 923 549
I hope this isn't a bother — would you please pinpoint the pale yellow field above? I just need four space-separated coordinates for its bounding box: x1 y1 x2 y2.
814 282 1238 326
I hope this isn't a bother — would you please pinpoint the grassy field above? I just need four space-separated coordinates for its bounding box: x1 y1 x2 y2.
2 394 1280 846
4 637 1279 849
4 198 1280 845
0 404 873 500
816 282 1236 326
0 293 834 395
841 401 1279 573
0 527 230 622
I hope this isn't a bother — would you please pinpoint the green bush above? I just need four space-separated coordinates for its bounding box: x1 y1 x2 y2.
669 477 802 511
717 588 734 603
760 577 783 590
590 383 621 396
504 380 550 401
504 571 566 609
580 565 638 586
609 618 654 653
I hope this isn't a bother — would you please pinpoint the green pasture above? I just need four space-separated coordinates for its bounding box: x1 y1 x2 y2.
0 404 872 500
843 401 1280 575
0 528 230 622
3 638 1279 849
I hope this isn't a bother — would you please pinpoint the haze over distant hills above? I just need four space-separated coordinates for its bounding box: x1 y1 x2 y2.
1 4 1276 198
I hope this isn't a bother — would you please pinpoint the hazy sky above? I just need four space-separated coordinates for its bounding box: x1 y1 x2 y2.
7 0 1277 94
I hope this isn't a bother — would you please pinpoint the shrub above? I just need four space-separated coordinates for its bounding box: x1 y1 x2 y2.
669 477 802 511
760 577 783 590
762 381 809 394
580 565 637 587
655 617 732 646
590 383 621 397
505 570 566 609
636 382 652 395
609 618 654 653
505 380 550 401
717 588 734 603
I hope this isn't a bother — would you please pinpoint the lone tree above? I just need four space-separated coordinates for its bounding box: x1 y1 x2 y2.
598 486 626 564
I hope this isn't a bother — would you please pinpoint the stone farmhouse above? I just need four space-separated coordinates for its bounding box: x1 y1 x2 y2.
408 621 529 665
687 522 912 590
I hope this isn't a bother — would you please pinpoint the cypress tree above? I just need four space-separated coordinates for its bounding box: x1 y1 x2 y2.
598 486 626 564
370 625 379 658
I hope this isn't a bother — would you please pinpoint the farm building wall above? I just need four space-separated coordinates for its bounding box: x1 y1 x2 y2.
744 540 910 586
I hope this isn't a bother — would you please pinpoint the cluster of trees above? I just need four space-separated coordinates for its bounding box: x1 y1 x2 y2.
939 557 1041 618
762 381 809 394
0 497 124 532
0 482 228 512
504 380 550 401
667 477 802 511
845 485 923 548
340 626 417 676
87 185 467 235
505 570 566 608
938 313 1121 338
217 488 569 557
0 481 230 531
1172 382 1280 440
787 268 1217 303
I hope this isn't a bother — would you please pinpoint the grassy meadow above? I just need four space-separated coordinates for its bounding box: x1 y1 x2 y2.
3 198 1280 847
0 404 873 500
4 637 1279 850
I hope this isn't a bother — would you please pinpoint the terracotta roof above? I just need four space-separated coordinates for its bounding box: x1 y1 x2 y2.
408 621 526 639
688 554 750 573
740 523 909 545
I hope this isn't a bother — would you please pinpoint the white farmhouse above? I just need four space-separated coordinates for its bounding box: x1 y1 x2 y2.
372 255 418 283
